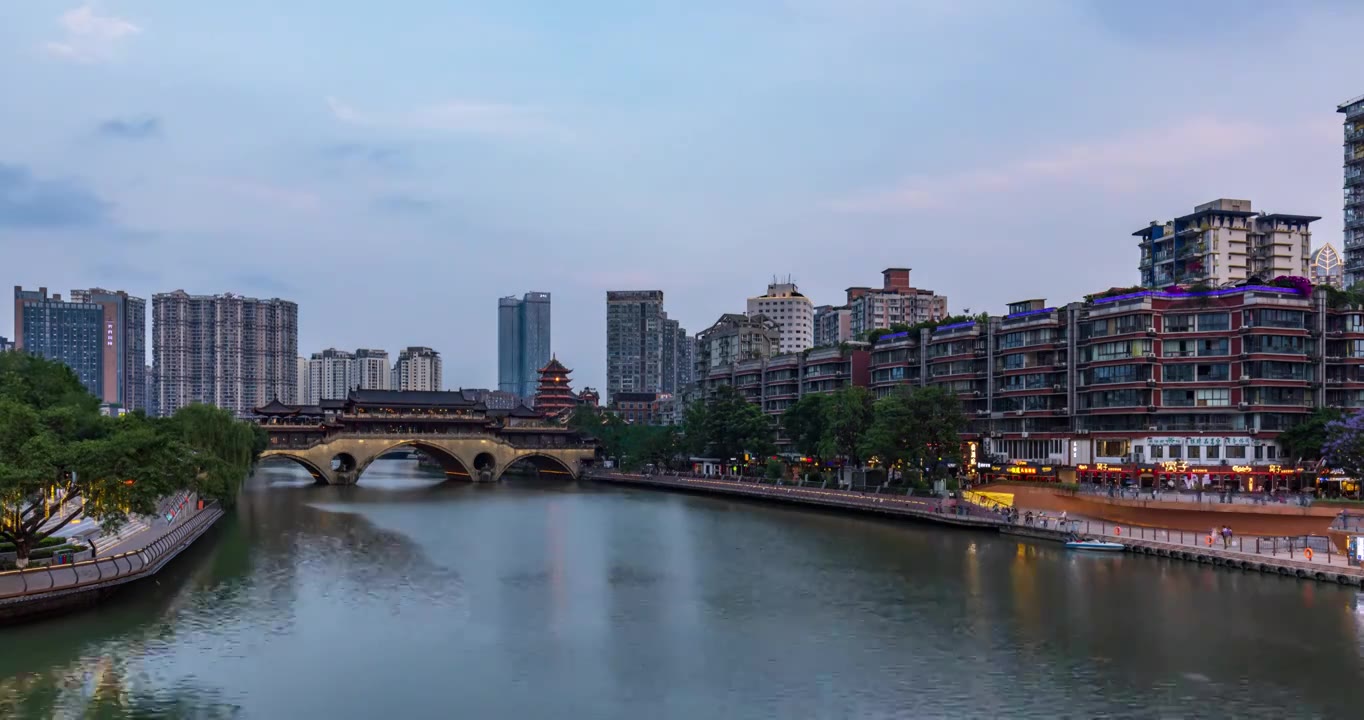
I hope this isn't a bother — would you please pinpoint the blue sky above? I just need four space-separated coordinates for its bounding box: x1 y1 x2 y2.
1 0 1361 392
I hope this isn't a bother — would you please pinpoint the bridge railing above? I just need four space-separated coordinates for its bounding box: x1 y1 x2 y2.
265 431 596 452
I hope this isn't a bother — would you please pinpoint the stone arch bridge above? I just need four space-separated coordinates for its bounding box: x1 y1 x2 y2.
252 390 598 486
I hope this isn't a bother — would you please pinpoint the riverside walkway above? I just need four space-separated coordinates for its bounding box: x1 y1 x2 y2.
0 502 224 617
592 472 1364 587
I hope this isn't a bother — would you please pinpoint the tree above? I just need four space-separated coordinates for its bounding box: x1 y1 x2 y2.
861 386 967 485
818 387 874 482
1325 410 1364 481
0 353 258 565
0 356 191 565
1279 407 1343 461
781 394 828 460
687 386 774 466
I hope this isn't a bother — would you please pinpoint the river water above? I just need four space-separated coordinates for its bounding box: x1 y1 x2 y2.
2 459 1363 719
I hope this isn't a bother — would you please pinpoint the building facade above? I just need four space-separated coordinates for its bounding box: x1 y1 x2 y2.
1342 94 1364 287
846 268 948 339
353 348 390 391
1311 243 1345 289
747 281 814 354
13 286 146 410
152 290 298 416
295 356 310 405
1135 199 1318 288
145 364 158 417
307 348 356 404
694 313 782 382
392 346 443 391
0 335 12 352
608 391 670 425
498 292 551 400
606 290 666 402
814 305 852 347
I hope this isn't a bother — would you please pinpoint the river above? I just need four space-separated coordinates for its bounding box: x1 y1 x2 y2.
1 459 1363 719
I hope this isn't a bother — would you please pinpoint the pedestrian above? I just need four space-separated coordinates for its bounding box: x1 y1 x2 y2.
1221 525 1231 549
1060 510 1068 530
1225 525 1234 549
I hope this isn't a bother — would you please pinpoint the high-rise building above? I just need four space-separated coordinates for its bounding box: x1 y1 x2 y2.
678 333 696 390
392 346 442 391
845 269 948 339
13 286 146 409
1135 199 1318 288
295 356 310 405
352 348 390 391
606 290 666 402
1341 94 1364 286
307 348 356 404
152 290 298 416
1311 243 1345 289
814 305 852 347
145 364 158 417
69 288 146 412
747 281 814 354
660 316 691 394
497 292 551 400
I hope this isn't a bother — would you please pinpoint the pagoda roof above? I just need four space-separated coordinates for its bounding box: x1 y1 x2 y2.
539 356 572 375
255 398 301 416
345 389 487 411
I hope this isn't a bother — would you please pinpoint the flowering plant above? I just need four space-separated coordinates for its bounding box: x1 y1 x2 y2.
1269 275 1313 296
1324 411 1364 476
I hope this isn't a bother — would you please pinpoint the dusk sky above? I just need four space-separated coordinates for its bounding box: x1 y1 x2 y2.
2 1 1361 392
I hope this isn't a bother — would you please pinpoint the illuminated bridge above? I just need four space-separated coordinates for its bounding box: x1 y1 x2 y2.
252 390 598 485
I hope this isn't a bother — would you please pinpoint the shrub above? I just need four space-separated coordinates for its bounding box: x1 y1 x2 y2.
0 536 66 553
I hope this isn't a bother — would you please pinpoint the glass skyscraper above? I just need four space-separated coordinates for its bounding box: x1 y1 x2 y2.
498 292 551 400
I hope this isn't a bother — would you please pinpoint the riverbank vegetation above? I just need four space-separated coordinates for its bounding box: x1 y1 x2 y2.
0 353 266 565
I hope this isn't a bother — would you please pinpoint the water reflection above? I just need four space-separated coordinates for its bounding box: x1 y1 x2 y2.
0 460 1360 718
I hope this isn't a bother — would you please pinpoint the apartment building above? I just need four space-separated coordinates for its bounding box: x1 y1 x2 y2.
307 348 356 404
13 286 146 410
1135 198 1318 288
353 348 390 391
845 268 948 339
152 291 298 417
606 291 666 402
814 305 851 347
694 313 781 383
1341 94 1364 286
747 281 814 354
391 346 442 391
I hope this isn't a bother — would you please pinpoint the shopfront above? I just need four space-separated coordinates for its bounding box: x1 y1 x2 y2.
1075 461 1307 491
979 461 1060 484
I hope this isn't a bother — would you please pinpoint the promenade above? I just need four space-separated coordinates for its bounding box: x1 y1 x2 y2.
0 502 224 621
593 471 1364 586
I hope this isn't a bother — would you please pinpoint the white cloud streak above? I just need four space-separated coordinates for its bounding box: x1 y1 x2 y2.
830 116 1275 213
43 5 140 63
326 97 567 140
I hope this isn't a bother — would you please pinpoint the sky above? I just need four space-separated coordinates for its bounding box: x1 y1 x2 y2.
2 0 1362 393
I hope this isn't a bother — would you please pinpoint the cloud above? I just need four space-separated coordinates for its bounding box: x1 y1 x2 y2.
200 178 322 213
373 194 436 214
0 163 109 228
829 116 1273 213
326 97 566 139
43 5 140 63
97 116 161 140
320 143 406 171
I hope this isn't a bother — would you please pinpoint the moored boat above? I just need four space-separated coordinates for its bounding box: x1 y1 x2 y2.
1065 539 1125 552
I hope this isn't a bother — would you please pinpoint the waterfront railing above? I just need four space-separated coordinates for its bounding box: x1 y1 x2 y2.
0 502 221 601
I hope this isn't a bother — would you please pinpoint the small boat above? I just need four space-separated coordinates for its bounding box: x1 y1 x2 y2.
1065 538 1125 552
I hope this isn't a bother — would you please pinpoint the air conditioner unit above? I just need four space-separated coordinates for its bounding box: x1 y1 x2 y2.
1052 384 1062 391
1238 402 1249 410
1057 361 1068 368
1146 379 1156 385
976 409 989 415
1143 352 1156 358
1239 375 1252 382
1077 429 1090 435
1146 328 1157 336
1015 410 1025 416
1147 426 1158 432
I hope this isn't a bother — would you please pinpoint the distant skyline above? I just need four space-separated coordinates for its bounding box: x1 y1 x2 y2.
2 1 1361 392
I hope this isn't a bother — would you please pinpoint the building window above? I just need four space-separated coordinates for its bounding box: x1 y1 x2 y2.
1196 313 1230 331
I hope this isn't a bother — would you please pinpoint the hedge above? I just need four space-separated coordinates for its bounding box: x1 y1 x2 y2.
0 536 68 553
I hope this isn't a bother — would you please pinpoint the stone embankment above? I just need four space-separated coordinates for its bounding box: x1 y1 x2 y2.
0 502 225 624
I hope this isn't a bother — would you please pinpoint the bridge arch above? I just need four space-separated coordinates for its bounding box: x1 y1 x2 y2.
494 453 578 482
256 453 330 485
353 440 474 482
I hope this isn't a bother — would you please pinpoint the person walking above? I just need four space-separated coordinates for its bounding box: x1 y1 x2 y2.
1221 525 1231 549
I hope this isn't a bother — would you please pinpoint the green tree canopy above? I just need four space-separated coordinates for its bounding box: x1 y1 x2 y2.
686 386 774 462
0 353 259 563
818 387 874 468
1278 407 1343 461
861 385 966 479
781 394 828 460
